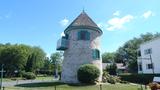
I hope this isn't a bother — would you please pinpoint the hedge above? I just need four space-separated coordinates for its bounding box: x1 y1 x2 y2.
119 73 160 84
22 72 36 80
77 64 100 84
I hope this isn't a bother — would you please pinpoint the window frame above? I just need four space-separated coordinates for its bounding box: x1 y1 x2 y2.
144 48 152 55
146 63 153 69
77 30 90 40
92 49 100 60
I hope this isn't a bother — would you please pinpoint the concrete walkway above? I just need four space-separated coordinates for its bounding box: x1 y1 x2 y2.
2 79 56 87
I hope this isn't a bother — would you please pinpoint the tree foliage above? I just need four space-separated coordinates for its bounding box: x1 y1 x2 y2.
0 43 46 77
102 52 115 63
50 52 63 64
50 52 63 75
25 47 46 73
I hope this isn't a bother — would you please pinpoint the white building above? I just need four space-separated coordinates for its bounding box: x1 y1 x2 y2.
56 11 103 83
137 37 160 74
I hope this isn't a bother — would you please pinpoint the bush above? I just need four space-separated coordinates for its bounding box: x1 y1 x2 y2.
22 72 36 79
119 73 160 84
105 63 117 75
77 64 100 84
102 71 121 84
102 71 110 83
107 77 116 84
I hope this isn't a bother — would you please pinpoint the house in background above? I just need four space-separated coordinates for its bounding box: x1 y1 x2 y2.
102 63 127 74
137 37 160 74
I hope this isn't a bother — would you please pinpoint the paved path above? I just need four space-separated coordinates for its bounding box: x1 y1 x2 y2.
2 79 57 87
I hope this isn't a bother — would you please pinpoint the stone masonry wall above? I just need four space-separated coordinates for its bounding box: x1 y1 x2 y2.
61 29 102 83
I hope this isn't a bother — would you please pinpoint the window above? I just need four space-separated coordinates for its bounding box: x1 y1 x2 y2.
77 31 90 40
146 63 153 69
138 63 142 71
92 49 100 59
137 50 141 57
144 48 152 55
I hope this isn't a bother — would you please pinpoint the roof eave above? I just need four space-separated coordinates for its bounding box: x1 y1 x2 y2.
64 26 103 35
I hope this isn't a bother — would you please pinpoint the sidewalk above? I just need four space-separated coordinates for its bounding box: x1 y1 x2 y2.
2 79 57 87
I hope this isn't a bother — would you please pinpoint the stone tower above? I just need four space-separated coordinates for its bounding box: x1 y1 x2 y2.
56 11 103 83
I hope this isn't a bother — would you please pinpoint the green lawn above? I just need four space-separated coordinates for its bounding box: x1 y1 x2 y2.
4 82 147 90
34 76 54 81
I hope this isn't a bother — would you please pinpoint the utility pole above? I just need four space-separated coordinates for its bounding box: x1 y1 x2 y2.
0 64 4 90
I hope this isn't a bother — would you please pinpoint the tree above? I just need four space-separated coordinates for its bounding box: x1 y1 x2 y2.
0 44 30 77
25 47 46 73
0 43 47 77
50 52 62 64
43 57 53 70
106 63 117 75
102 52 115 63
50 52 63 76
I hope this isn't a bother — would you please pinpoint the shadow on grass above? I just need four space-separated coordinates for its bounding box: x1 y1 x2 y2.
67 83 96 87
15 82 66 87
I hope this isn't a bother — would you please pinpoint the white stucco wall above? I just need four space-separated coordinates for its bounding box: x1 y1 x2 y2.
138 37 160 74
61 29 102 83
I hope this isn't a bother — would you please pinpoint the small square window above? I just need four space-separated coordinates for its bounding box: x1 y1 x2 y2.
146 63 153 69
144 48 152 55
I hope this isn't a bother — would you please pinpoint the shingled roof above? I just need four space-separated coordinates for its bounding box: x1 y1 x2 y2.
64 11 102 34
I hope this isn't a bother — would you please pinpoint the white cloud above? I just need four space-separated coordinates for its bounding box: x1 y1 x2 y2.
60 18 69 26
113 11 120 16
60 32 65 37
98 22 108 29
107 15 134 31
97 23 103 28
142 10 154 19
46 53 50 58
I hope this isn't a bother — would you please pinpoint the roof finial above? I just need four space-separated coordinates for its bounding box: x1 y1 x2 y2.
82 0 86 13
82 7 85 13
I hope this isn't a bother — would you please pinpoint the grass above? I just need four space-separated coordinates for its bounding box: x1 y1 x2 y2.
35 76 54 81
4 82 145 90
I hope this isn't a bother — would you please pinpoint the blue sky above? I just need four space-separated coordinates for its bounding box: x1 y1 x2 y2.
0 0 159 56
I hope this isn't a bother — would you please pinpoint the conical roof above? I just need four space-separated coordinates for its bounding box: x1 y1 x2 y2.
64 11 102 34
